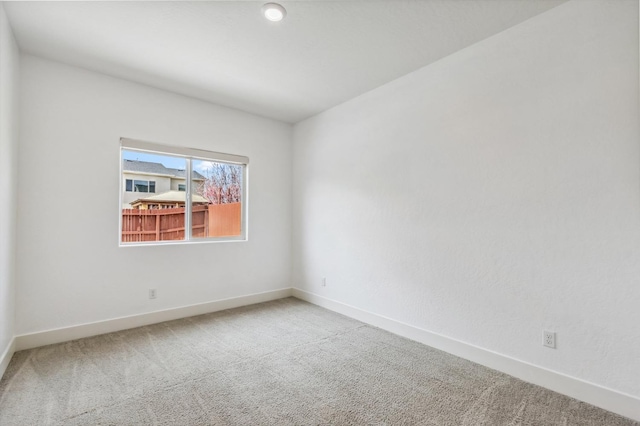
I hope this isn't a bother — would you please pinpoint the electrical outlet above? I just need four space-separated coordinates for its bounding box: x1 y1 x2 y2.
321 277 327 287
543 330 556 348
149 289 157 299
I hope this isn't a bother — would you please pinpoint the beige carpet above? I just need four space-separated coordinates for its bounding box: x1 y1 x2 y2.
0 298 636 425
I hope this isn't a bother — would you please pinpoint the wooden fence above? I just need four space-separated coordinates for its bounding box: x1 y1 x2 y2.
122 203 241 242
207 202 242 237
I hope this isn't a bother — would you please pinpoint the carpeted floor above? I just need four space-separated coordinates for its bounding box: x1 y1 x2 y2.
0 298 636 425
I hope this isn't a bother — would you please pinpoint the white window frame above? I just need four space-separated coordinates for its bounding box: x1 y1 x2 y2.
119 138 249 246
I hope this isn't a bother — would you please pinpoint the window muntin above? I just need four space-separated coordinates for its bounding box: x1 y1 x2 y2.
120 138 248 245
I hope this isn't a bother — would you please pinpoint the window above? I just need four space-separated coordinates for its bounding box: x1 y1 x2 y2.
125 179 156 193
120 138 248 245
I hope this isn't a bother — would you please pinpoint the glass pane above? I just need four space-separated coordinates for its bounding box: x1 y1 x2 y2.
191 159 243 238
121 150 186 243
134 180 149 192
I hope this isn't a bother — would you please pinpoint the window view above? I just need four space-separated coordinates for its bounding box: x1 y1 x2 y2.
191 159 243 239
120 140 247 244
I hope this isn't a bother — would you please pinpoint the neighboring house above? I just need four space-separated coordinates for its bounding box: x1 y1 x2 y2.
129 190 209 210
122 159 205 208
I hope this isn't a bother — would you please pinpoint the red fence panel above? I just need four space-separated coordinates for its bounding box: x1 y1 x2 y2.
208 203 241 237
122 208 186 242
122 203 241 242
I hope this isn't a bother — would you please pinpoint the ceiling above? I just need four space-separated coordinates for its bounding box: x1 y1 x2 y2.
4 1 567 123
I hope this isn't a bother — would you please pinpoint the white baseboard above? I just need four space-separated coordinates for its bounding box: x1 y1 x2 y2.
15 288 293 352
0 337 16 381
292 288 640 422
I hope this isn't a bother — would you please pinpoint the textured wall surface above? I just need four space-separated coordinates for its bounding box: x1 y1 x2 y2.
293 0 640 397
0 3 19 361
16 55 292 334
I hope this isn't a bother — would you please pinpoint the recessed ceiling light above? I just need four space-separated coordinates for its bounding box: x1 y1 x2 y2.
262 3 286 22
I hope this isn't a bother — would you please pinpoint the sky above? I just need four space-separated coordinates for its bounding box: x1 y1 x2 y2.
122 149 215 173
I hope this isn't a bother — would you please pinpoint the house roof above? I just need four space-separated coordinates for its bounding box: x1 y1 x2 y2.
123 159 205 180
130 190 209 205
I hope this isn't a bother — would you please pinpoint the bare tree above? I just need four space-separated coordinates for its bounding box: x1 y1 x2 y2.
199 163 242 204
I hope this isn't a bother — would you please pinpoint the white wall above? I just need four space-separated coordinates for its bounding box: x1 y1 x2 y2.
0 3 19 369
293 0 640 399
16 55 292 334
